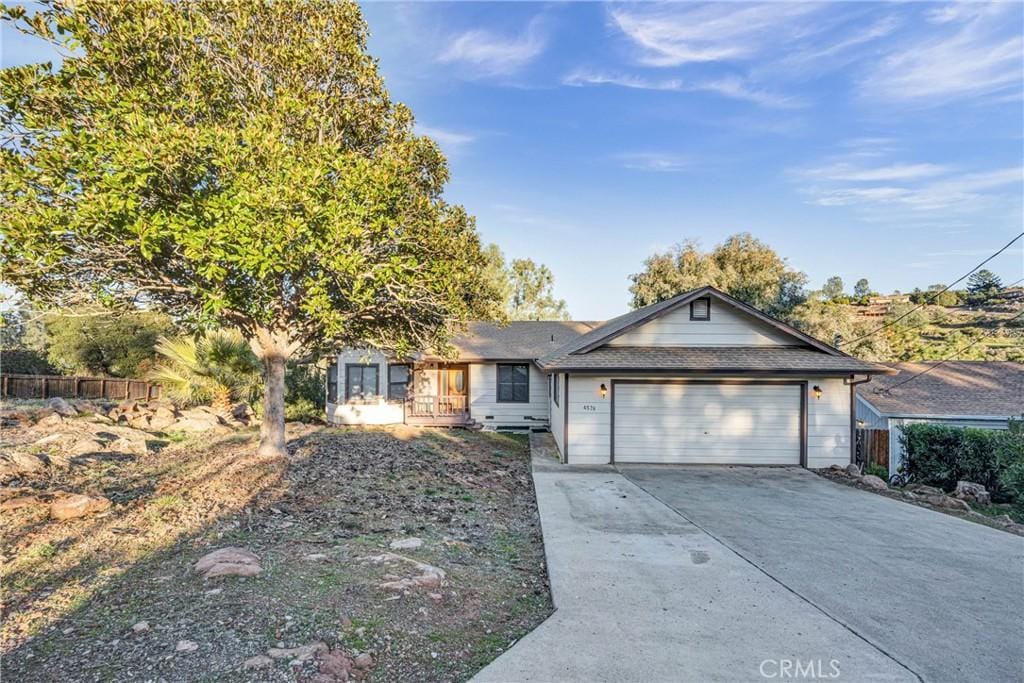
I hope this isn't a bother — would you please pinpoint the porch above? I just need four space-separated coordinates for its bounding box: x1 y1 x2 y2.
402 362 473 427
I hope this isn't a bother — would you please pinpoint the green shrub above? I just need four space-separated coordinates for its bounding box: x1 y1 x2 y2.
900 423 1024 501
284 362 324 422
1 349 58 374
999 460 1024 516
864 463 888 480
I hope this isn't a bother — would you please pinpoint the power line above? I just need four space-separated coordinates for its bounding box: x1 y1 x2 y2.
844 231 1024 350
876 308 1024 394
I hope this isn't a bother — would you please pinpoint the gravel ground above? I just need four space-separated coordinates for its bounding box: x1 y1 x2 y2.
1 421 551 681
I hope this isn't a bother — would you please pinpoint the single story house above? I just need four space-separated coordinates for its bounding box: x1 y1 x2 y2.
327 286 891 468
856 361 1024 477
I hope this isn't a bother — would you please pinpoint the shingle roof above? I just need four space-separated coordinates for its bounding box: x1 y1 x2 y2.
535 346 887 374
426 321 600 361
858 361 1024 418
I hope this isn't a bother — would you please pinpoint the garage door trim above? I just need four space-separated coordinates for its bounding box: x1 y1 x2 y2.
609 379 808 466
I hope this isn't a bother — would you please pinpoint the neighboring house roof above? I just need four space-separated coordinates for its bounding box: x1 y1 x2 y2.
858 361 1024 418
536 346 885 374
425 321 600 361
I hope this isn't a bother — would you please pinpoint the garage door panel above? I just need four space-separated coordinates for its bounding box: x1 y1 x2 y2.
613 382 801 465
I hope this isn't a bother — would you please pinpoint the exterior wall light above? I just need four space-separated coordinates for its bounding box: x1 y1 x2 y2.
812 385 823 400
599 383 608 398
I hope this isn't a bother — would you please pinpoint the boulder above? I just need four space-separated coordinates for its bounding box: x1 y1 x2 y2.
108 435 150 456
132 621 151 633
353 653 374 669
923 494 971 512
0 495 44 511
149 405 179 431
954 481 991 506
859 474 888 491
50 494 112 520
317 648 354 681
194 547 262 579
46 397 79 417
363 552 446 591
35 412 65 429
67 438 106 456
170 409 225 433
230 402 254 424
6 452 48 474
389 537 424 550
845 463 861 477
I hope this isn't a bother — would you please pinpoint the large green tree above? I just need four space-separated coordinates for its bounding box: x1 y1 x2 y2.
1 1 499 456
629 233 807 315
44 307 174 377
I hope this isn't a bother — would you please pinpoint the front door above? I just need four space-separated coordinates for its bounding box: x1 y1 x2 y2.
438 364 468 416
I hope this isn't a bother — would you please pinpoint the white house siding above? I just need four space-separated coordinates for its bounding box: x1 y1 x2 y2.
557 374 853 468
806 377 851 469
549 373 566 456
854 396 888 430
326 349 404 426
606 303 794 348
469 362 549 429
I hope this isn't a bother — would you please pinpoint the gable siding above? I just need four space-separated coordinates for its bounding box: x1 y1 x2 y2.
605 302 796 348
469 362 549 429
550 373 566 457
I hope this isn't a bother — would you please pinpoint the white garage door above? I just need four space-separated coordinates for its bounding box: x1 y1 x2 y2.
613 382 802 465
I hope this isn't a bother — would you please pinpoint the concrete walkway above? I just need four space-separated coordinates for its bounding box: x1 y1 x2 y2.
474 443 915 682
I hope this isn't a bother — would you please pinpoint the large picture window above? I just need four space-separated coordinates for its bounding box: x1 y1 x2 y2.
345 364 379 401
497 364 530 403
388 364 410 400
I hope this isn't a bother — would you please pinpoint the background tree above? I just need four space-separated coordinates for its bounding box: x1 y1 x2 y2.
43 308 174 377
966 270 1003 304
1 1 500 457
509 259 570 320
482 244 570 320
853 278 871 299
821 276 845 301
629 233 807 315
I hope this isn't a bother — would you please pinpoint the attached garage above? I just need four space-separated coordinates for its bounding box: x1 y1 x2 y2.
611 381 805 465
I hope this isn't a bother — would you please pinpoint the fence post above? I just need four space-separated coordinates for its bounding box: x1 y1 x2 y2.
100 378 106 400
75 378 82 400
2 376 7 398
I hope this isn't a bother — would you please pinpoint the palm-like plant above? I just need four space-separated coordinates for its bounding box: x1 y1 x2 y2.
150 330 262 412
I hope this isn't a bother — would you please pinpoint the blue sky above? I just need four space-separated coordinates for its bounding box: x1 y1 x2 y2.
4 2 1023 320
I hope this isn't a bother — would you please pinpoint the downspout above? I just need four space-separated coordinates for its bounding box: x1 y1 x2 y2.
845 374 872 465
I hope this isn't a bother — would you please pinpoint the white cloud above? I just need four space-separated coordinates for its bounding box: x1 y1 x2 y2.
618 152 690 172
800 162 949 183
562 68 682 91
562 69 801 108
416 124 476 151
862 3 1023 104
608 3 825 67
438 17 546 76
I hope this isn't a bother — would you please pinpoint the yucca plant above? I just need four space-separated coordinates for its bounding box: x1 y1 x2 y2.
150 330 262 413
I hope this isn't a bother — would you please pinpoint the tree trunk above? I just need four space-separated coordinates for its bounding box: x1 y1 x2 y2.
258 350 287 459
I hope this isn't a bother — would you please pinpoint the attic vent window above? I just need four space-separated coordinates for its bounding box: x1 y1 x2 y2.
690 297 711 321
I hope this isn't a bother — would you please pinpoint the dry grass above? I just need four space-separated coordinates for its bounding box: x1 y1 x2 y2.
1 423 551 681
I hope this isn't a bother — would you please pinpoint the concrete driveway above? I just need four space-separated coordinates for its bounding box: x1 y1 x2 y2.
475 459 1023 683
619 466 1024 683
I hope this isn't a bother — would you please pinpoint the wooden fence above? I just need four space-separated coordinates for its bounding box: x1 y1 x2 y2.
855 428 889 470
1 374 161 401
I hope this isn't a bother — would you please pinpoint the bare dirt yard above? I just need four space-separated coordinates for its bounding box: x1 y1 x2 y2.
1 403 551 682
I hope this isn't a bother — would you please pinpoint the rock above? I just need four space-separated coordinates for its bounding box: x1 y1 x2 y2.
389 537 423 550
50 494 112 520
132 621 150 633
303 553 329 561
243 655 274 670
317 648 354 681
363 553 446 591
905 484 944 496
108 436 149 456
353 652 374 669
428 592 443 603
0 495 43 511
149 405 179 431
954 481 991 506
923 494 971 512
194 547 262 579
266 641 328 662
995 514 1016 525
169 409 225 433
67 439 105 456
35 412 65 429
845 463 861 477
175 640 199 653
230 402 254 424
46 397 78 417
7 452 48 474
859 474 888 491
